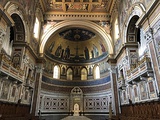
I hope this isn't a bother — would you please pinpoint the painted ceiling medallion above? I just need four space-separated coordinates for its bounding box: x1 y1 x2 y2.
59 28 95 41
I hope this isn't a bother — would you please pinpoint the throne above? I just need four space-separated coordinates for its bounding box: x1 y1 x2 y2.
73 103 80 116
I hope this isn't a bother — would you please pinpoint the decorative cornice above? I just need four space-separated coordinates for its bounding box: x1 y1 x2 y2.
114 43 138 61
44 13 111 21
41 81 111 94
13 42 38 60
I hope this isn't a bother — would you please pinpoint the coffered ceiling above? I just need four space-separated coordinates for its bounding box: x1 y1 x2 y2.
39 0 116 21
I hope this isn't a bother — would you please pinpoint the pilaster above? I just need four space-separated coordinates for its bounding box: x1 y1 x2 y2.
31 64 43 116
108 58 120 119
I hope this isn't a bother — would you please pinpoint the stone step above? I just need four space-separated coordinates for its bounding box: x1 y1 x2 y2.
61 116 92 120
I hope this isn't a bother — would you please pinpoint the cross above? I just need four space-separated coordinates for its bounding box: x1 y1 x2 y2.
74 45 80 57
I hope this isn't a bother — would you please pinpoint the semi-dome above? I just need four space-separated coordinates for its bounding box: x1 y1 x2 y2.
44 27 108 63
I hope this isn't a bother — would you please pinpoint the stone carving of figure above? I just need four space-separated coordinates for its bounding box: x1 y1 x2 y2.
84 46 89 60
55 44 62 57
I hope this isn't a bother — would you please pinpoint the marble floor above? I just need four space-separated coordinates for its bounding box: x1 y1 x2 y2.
40 115 108 120
61 116 92 120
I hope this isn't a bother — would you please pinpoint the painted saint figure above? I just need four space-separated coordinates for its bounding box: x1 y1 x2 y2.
55 44 62 57
61 49 64 58
99 42 105 53
48 41 55 52
93 44 99 57
91 50 94 58
64 46 70 59
84 46 89 60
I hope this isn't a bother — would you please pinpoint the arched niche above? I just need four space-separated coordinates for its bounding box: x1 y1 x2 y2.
122 4 145 43
10 14 25 42
70 87 83 115
126 15 140 44
4 2 29 43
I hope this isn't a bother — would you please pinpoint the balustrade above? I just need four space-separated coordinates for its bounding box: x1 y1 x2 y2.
126 56 152 82
0 53 25 82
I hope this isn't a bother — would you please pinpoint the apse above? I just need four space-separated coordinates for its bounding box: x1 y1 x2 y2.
45 27 108 63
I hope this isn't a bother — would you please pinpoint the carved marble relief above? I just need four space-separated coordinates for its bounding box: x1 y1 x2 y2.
12 48 23 68
127 86 132 100
139 81 147 100
0 28 6 45
146 77 157 99
129 50 138 66
122 90 127 102
11 86 16 97
1 81 10 99
133 85 139 102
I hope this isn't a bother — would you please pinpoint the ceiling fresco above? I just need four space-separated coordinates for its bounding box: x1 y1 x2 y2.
45 28 108 63
43 0 110 12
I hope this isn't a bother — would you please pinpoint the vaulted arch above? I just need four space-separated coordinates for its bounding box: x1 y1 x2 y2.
122 3 145 43
40 20 113 56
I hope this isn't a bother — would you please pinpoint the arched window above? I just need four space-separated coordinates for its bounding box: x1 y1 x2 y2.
114 18 119 40
67 68 73 80
10 26 14 44
53 65 60 79
81 68 87 80
33 17 40 39
94 65 100 79
9 26 14 55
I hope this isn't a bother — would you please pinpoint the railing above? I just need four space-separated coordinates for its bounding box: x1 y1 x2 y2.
126 56 152 82
0 53 25 82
